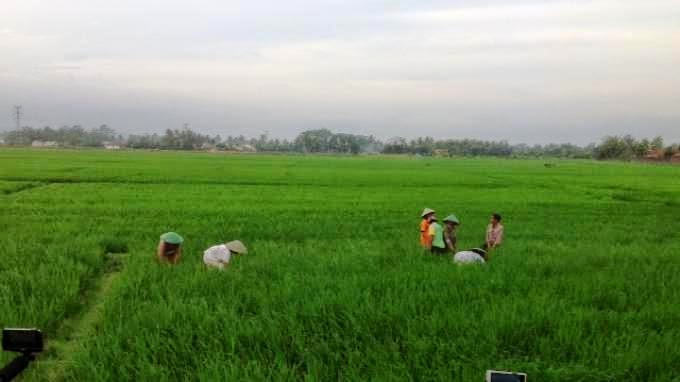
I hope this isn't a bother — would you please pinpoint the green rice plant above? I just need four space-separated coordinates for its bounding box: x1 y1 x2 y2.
0 148 678 381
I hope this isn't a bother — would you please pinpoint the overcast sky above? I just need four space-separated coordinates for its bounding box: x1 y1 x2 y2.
1 0 679 144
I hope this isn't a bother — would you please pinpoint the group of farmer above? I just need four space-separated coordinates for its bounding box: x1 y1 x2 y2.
154 209 504 267
156 232 249 269
419 208 504 264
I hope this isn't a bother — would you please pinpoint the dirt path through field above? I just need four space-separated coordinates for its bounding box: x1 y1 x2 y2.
27 253 126 381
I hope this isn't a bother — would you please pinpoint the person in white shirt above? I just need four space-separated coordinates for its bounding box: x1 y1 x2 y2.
203 240 248 269
453 248 487 265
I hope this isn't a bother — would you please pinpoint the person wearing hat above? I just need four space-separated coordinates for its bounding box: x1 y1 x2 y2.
453 248 487 265
427 215 447 255
420 208 436 249
443 214 460 253
203 240 248 269
157 232 184 264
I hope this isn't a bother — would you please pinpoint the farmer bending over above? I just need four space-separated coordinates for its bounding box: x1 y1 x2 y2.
157 232 184 264
484 213 504 250
454 248 487 265
443 214 460 253
203 240 248 269
420 208 436 249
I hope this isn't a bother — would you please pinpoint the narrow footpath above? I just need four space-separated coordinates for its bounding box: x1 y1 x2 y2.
26 253 127 381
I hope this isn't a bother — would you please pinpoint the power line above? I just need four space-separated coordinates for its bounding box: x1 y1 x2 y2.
13 105 23 130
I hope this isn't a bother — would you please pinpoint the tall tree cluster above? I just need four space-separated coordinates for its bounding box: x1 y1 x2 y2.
593 135 671 160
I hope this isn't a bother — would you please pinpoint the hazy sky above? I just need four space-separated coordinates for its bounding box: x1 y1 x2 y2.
1 0 679 144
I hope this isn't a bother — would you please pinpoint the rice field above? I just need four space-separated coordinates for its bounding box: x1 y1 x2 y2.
1 148 679 381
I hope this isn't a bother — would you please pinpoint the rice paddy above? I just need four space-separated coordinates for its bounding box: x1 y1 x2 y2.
1 148 679 381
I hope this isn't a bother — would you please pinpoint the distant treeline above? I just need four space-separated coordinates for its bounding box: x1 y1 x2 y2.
382 137 595 158
593 135 678 161
1 125 678 160
2 125 124 148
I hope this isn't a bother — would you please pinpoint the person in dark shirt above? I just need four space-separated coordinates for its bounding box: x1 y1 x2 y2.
443 215 460 253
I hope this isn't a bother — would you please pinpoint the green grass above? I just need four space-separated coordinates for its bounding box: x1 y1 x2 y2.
1 148 679 381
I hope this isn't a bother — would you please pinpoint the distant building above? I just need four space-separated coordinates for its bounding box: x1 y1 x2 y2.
0 138 5 145
200 142 216 151
643 149 665 161
433 149 449 157
31 140 58 148
236 144 257 153
672 153 680 163
104 144 121 150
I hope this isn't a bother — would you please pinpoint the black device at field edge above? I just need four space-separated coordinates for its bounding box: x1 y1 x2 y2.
1 328 43 382
487 370 527 382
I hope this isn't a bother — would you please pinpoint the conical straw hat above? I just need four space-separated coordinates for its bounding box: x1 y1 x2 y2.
160 232 184 245
421 208 436 217
225 240 248 254
443 214 460 224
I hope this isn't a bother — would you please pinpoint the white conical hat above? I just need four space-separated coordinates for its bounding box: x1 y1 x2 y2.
225 240 248 254
421 208 436 217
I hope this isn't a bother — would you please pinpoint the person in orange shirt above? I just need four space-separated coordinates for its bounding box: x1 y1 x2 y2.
420 208 436 248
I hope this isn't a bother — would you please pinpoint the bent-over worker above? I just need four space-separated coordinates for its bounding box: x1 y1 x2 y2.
453 248 487 265
157 232 184 264
203 240 248 269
